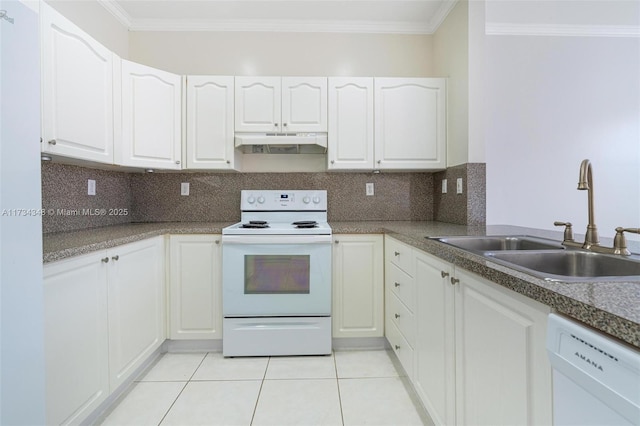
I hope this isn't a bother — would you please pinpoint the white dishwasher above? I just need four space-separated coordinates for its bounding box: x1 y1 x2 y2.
547 314 640 426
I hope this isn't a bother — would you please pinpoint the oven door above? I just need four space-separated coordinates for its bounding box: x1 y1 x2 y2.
222 235 332 316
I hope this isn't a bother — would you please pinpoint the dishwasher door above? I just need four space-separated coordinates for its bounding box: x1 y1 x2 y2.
546 314 640 426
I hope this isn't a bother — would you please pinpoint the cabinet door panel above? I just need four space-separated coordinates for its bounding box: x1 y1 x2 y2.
43 252 109 426
41 4 113 164
120 60 181 169
328 78 374 169
186 76 235 169
108 237 165 390
282 77 327 132
235 77 280 132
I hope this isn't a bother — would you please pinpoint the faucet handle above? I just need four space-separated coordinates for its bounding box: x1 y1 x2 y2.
554 221 574 242
613 227 640 256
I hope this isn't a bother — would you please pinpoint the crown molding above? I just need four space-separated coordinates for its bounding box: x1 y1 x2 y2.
486 22 640 38
97 0 133 28
428 0 458 33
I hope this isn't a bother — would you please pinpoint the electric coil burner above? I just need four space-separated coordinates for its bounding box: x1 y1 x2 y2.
222 190 332 357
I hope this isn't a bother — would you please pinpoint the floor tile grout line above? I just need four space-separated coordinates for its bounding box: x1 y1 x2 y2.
249 356 271 426
186 351 210 382
334 352 346 426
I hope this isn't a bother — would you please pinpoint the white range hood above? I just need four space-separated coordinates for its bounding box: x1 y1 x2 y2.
234 133 327 154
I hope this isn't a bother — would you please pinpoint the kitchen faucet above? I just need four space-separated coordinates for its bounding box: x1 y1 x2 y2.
555 159 640 255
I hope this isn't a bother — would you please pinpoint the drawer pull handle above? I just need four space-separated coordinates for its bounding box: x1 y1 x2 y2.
441 271 449 278
394 282 400 287
101 257 109 263
395 313 400 319
111 255 119 261
394 251 400 256
450 277 459 285
395 345 400 350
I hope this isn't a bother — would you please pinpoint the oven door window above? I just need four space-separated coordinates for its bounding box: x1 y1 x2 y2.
244 255 310 294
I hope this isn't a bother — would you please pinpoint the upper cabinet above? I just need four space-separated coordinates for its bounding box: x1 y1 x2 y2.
118 60 182 170
185 76 237 170
41 4 115 164
327 77 375 170
374 78 446 170
235 77 327 133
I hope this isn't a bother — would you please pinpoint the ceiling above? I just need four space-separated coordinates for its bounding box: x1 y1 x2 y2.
99 0 458 34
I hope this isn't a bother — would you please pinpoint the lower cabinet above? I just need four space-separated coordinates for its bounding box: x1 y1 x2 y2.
332 234 384 338
43 236 165 425
387 237 553 426
168 234 222 339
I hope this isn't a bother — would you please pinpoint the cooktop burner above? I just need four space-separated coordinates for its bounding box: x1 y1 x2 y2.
241 221 269 229
293 220 318 228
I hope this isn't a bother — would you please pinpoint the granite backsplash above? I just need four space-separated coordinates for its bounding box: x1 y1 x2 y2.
42 162 489 233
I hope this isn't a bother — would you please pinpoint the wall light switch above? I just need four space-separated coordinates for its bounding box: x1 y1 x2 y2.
181 182 190 196
88 179 96 196
366 183 374 196
441 179 447 194
456 178 463 194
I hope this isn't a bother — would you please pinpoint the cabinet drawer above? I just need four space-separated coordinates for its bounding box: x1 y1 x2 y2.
387 292 415 347
387 321 414 379
387 262 416 312
385 237 414 275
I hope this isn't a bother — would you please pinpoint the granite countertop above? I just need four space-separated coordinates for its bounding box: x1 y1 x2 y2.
43 221 640 349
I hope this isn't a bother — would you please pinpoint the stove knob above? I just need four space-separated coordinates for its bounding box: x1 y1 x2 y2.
257 196 265 204
312 196 321 204
247 196 256 204
303 196 311 204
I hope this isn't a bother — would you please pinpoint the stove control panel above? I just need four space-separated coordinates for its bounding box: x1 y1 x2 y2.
241 190 327 211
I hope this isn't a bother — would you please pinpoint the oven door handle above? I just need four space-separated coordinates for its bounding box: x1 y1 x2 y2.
221 235 332 245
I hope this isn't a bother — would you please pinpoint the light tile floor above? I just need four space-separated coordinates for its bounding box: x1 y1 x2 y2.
99 350 430 426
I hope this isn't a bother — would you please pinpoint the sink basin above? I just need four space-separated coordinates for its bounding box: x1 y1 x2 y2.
431 235 564 252
485 250 640 282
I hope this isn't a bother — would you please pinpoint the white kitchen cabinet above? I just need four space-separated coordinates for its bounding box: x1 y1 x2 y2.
43 251 110 426
384 236 416 379
118 60 182 170
414 250 456 426
454 268 552 426
107 236 165 391
185 76 237 170
235 76 327 132
169 235 222 340
374 78 446 170
327 77 374 170
40 3 115 164
332 234 384 338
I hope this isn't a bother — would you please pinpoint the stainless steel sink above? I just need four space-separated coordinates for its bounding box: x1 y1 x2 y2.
485 250 640 282
431 235 565 252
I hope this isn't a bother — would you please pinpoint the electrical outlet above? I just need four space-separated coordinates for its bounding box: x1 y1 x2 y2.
366 183 374 196
456 178 463 194
181 182 190 196
88 179 96 196
441 179 447 194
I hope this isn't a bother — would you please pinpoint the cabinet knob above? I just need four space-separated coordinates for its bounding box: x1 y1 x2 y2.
226 160 230 164
441 270 450 278
395 345 400 350
101 257 109 263
394 251 400 257
274 123 279 127
395 313 400 319
111 255 119 261
450 277 459 286
334 240 339 244
394 282 400 287
330 160 335 164
215 240 220 244
283 123 288 127
175 160 181 165
377 160 381 164
48 139 57 145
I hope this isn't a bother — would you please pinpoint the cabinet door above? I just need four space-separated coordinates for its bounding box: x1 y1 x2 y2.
281 77 327 132
454 269 552 426
327 77 374 170
332 235 384 338
119 60 182 169
235 76 281 132
374 78 446 170
43 251 109 426
41 4 114 164
107 237 165 391
169 235 222 340
414 250 455 426
185 76 236 170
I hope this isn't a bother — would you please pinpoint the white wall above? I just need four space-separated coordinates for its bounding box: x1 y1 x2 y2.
0 1 46 423
129 31 433 77
433 0 469 167
485 2 640 241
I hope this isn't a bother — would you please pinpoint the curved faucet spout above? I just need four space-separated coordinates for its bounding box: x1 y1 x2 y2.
577 159 599 247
